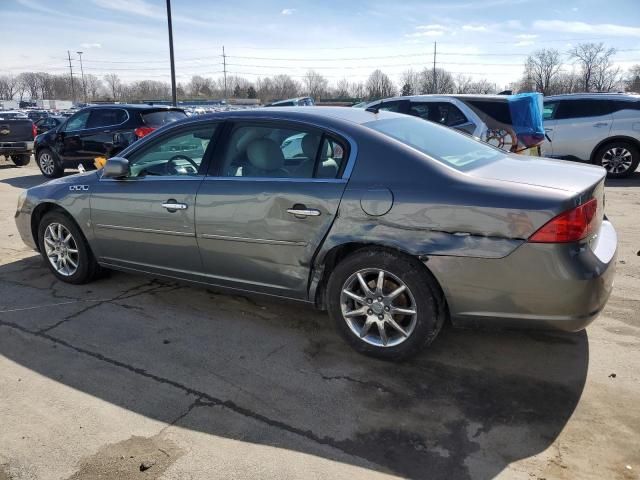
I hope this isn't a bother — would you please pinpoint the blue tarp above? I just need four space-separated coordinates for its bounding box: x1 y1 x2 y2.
507 92 545 138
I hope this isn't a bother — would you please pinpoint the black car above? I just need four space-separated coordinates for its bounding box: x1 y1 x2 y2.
34 116 65 135
34 104 187 178
27 110 49 122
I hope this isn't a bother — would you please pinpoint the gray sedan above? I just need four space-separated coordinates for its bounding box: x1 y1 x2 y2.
15 107 617 359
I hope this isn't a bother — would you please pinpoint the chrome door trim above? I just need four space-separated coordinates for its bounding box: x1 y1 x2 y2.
286 208 321 217
162 202 188 210
95 223 195 237
199 233 307 246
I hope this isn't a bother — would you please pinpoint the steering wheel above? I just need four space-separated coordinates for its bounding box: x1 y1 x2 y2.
166 154 199 175
485 128 518 152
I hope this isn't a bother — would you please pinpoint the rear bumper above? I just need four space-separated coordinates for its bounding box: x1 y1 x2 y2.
0 141 34 154
427 220 617 331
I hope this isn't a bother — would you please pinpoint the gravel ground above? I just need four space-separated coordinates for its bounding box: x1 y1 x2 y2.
0 158 638 480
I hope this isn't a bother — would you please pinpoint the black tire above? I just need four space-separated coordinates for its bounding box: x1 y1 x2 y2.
326 248 444 361
594 141 640 179
37 148 64 178
37 211 99 284
11 154 31 166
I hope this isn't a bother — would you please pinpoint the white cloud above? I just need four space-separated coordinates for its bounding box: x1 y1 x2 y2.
514 40 535 47
462 24 488 32
281 8 296 15
516 34 538 39
406 24 448 38
92 0 207 26
416 24 447 31
532 20 640 37
80 43 102 49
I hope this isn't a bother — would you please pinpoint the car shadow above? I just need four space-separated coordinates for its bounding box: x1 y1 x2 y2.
0 256 589 479
605 170 640 188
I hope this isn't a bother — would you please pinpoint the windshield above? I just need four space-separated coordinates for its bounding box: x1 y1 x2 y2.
141 110 187 127
0 112 28 119
364 116 504 170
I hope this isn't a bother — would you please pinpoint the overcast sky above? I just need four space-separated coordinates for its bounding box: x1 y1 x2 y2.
3 0 640 89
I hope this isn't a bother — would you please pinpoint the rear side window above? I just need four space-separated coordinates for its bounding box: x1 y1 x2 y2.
555 100 612 119
86 109 128 128
141 110 187 127
612 100 640 112
411 102 469 127
543 102 558 120
466 100 511 124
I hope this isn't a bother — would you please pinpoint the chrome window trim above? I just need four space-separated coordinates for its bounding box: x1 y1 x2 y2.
201 176 346 184
99 175 206 182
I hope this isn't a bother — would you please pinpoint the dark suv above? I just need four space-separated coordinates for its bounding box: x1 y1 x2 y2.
34 104 186 178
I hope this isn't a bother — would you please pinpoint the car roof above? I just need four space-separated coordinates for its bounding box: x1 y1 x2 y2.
80 104 185 111
544 93 640 101
195 106 402 126
367 94 510 104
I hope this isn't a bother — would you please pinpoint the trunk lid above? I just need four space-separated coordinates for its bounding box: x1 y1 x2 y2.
469 154 606 193
0 119 33 142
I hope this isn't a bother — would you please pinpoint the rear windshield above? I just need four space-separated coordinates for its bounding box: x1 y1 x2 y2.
364 116 504 170
141 110 187 127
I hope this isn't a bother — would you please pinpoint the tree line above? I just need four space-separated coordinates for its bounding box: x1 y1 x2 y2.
1 42 638 104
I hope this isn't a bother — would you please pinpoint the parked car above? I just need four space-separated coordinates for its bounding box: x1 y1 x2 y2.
266 96 315 107
34 116 65 135
0 110 36 166
15 107 616 360
27 110 50 122
363 94 545 154
34 104 187 178
542 93 640 178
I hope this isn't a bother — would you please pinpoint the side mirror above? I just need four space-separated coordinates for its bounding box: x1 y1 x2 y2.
102 157 130 179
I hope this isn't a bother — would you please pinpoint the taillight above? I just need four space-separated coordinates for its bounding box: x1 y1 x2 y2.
529 198 598 243
134 126 155 138
32 123 37 139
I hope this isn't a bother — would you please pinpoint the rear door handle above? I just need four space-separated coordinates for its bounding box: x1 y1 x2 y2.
162 201 188 211
287 206 321 217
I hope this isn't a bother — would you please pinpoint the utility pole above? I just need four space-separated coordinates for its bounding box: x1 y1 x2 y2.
77 51 87 103
222 45 227 100
67 50 76 105
165 0 177 106
432 42 437 94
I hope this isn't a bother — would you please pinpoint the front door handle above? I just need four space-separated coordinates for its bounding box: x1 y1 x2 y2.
162 201 188 211
287 206 321 218
593 122 609 127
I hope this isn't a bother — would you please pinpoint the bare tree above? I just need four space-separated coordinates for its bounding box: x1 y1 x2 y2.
0 75 20 100
303 70 328 100
334 78 351 99
350 81 366 100
524 48 562 95
188 75 214 97
84 74 102 100
568 42 616 92
366 70 395 100
104 73 122 100
400 69 420 96
19 72 39 99
419 68 454 94
625 64 640 92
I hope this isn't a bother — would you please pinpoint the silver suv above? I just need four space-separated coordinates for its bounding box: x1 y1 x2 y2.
542 93 640 178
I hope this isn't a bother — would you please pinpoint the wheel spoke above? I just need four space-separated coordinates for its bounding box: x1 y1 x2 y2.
47 225 58 240
377 322 388 346
376 270 385 294
387 285 406 300
343 289 367 305
44 237 55 247
63 233 72 245
356 273 372 296
391 306 417 316
360 318 375 338
344 307 367 318
66 256 78 268
67 248 78 254
386 317 409 337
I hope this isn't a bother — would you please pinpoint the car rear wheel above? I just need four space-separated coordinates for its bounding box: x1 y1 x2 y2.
327 248 443 360
11 154 31 166
595 141 639 178
37 211 99 284
37 149 63 178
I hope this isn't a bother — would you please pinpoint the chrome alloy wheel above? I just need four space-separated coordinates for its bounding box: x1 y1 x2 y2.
43 223 79 277
39 152 55 176
602 147 633 175
340 268 418 347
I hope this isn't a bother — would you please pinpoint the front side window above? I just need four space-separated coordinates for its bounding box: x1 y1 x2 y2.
127 124 217 177
86 109 128 129
365 116 503 171
63 111 90 132
220 124 345 179
543 102 558 120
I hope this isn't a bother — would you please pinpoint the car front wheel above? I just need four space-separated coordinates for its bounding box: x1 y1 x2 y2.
37 211 99 284
11 154 31 166
595 141 640 178
327 248 443 360
37 149 63 178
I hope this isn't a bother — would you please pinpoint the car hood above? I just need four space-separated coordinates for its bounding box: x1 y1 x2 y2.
468 154 606 193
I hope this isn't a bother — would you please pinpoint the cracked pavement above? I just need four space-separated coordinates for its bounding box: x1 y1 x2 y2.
0 161 639 479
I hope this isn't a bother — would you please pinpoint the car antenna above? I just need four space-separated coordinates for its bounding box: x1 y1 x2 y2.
365 105 380 114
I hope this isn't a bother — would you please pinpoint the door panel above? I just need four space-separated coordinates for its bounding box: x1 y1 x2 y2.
90 177 203 273
195 179 346 298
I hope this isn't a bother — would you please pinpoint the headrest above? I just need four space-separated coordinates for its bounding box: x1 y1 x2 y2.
246 138 285 171
301 134 320 159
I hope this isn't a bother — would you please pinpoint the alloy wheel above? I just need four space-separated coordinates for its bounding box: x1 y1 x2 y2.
39 152 55 176
43 223 79 277
340 268 418 347
602 147 633 175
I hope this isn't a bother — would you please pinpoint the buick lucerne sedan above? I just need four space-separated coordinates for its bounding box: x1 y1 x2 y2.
15 107 617 359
